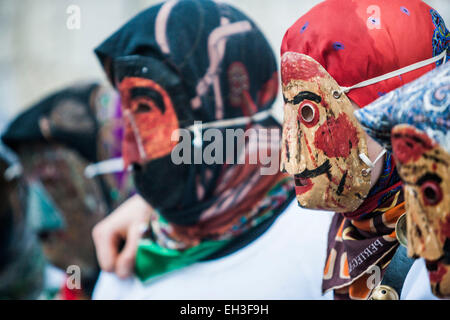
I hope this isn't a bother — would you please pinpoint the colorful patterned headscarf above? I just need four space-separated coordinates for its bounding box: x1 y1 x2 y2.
95 0 294 281
355 63 450 154
281 0 448 299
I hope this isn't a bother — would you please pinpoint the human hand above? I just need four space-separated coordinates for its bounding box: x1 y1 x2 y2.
92 194 152 279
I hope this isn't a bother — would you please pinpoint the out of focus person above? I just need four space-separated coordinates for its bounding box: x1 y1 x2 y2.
0 142 45 300
2 82 134 299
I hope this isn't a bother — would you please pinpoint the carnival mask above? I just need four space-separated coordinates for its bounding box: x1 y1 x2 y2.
391 125 450 297
280 52 375 212
115 61 180 168
355 61 449 297
114 56 192 212
0 154 45 300
19 144 107 282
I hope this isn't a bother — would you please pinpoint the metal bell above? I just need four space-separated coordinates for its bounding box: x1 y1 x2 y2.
395 213 408 247
370 285 399 300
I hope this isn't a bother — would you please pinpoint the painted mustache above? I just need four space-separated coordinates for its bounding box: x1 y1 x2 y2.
294 159 331 179
294 160 331 195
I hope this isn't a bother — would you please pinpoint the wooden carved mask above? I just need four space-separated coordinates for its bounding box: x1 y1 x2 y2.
280 52 373 212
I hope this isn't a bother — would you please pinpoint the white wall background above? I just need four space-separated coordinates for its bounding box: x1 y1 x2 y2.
0 0 448 122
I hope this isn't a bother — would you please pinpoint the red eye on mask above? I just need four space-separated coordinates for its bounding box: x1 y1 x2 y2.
298 101 319 127
421 180 443 206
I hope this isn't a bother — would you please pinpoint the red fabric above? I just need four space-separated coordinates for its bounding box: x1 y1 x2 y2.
59 277 83 300
281 0 437 107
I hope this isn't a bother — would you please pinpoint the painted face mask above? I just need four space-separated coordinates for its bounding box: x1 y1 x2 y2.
280 46 448 213
393 125 450 297
280 53 375 212
279 0 450 216
114 56 181 168
18 144 107 288
355 61 450 297
114 56 192 211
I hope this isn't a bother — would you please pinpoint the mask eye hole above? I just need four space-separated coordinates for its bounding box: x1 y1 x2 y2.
301 103 315 122
421 181 442 206
135 103 151 114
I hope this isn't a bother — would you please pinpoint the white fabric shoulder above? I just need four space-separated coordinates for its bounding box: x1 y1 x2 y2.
93 200 333 300
401 258 440 300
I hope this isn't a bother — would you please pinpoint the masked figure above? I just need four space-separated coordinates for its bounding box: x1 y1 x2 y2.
2 82 135 298
281 53 372 212
281 0 448 299
355 62 450 297
0 144 45 300
93 0 294 284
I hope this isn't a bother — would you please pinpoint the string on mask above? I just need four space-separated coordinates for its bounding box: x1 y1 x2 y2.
84 108 277 177
186 108 276 148
334 50 446 176
359 149 386 176
84 157 126 178
4 163 22 181
0 144 23 181
124 109 147 162
336 50 447 96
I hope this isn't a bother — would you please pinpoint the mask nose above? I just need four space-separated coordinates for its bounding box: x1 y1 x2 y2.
281 103 306 175
122 109 147 168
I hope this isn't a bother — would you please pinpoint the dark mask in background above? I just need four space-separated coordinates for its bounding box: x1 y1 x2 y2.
0 147 45 300
95 0 279 226
1 82 135 296
114 56 197 215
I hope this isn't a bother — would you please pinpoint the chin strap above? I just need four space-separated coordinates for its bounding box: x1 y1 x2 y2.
359 148 386 176
338 50 447 95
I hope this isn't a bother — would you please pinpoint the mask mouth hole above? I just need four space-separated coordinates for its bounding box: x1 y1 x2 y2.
301 104 315 122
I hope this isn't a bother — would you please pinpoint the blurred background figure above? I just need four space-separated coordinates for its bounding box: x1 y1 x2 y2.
0 140 46 299
2 82 134 299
